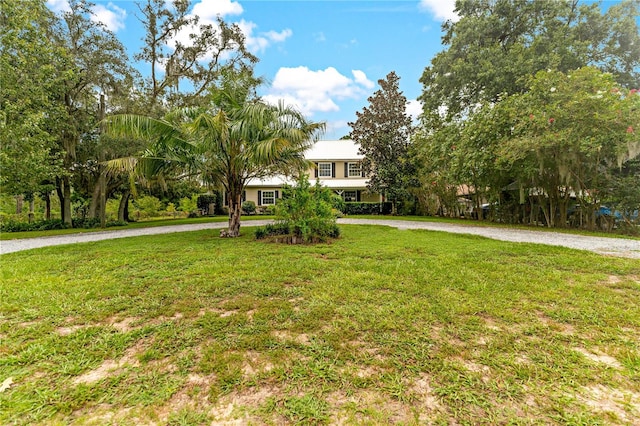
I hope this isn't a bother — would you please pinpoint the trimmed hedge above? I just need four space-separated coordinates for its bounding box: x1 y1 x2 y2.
343 202 393 215
0 218 128 232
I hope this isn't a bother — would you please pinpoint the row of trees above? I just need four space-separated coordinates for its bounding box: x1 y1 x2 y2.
1 0 324 236
2 0 639 235
349 0 640 231
0 0 245 221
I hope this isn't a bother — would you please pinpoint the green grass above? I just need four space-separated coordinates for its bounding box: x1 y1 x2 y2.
1 225 639 424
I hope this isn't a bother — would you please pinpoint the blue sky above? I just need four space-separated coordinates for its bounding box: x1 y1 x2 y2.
46 0 458 139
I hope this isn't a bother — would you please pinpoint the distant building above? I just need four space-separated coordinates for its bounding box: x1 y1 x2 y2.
243 139 381 209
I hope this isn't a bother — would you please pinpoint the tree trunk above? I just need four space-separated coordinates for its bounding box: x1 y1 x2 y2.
28 199 35 223
223 191 242 237
88 182 101 218
44 192 51 220
15 195 23 214
118 191 130 222
56 176 73 226
99 171 106 228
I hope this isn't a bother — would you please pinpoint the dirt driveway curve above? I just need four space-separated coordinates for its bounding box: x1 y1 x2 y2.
1 219 639 258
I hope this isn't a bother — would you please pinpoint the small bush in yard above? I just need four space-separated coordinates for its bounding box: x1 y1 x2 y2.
255 174 340 243
242 201 256 215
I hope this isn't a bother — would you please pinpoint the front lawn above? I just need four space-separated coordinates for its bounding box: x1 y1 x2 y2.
1 225 638 424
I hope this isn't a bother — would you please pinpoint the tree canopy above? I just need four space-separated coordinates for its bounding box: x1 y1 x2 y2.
419 0 640 122
106 78 325 236
349 71 415 214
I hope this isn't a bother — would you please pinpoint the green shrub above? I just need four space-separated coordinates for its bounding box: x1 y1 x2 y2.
0 217 129 233
178 195 199 215
0 219 71 232
197 194 217 215
72 217 101 229
134 195 164 218
255 175 340 243
242 201 256 215
343 202 392 215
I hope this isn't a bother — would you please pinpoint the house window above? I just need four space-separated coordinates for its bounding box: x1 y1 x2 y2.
343 191 358 202
348 162 362 177
318 162 332 177
262 191 276 205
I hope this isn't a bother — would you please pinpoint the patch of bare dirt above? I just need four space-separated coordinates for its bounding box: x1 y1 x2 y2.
207 384 282 424
154 374 215 424
72 338 147 385
70 404 134 425
56 324 88 336
572 347 623 369
536 312 575 335
107 316 140 332
408 373 442 423
272 330 310 345
607 275 622 284
345 340 387 363
481 316 502 331
455 357 491 383
577 384 640 424
242 351 274 377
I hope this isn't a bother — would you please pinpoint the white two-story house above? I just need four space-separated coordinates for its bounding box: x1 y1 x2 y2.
243 139 381 208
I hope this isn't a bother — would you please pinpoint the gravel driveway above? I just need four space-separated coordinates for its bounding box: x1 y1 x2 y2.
1 219 639 258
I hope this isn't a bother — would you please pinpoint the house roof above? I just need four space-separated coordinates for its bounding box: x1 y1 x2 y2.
245 139 367 188
306 139 363 161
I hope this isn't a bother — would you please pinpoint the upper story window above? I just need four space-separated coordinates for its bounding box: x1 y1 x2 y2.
318 162 332 177
348 162 362 177
261 190 275 205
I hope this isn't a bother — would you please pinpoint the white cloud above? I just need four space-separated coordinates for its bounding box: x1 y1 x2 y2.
314 32 326 42
263 67 372 117
91 3 127 32
418 0 459 22
239 22 292 53
264 29 292 43
406 99 423 122
46 0 70 13
191 0 243 18
352 70 374 89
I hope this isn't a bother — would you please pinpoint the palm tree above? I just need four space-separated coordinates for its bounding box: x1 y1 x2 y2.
105 85 325 237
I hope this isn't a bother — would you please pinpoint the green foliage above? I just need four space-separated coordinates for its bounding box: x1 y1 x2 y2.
0 217 128 233
419 0 640 122
349 72 416 213
196 194 217 212
178 195 198 214
133 195 164 218
496 68 640 227
106 76 325 237
0 219 70 232
343 202 393 215
256 174 340 243
349 72 416 214
241 200 256 215
0 0 63 196
415 67 640 230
